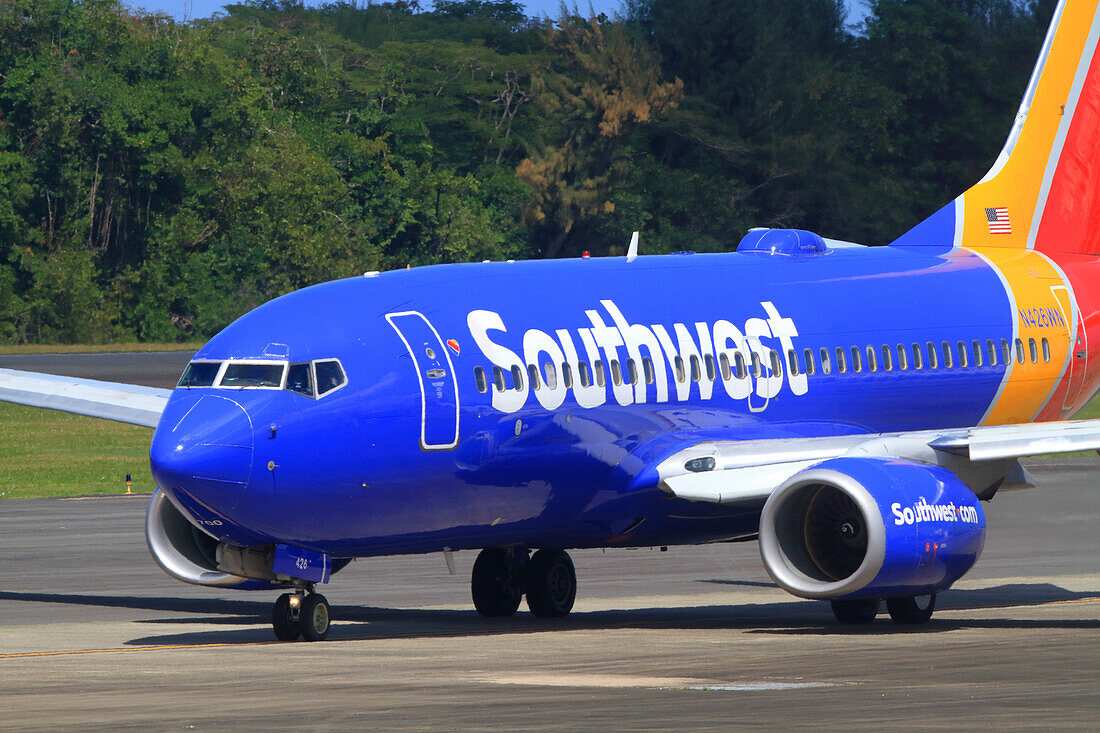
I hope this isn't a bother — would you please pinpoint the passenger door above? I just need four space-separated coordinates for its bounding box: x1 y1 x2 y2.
386 311 460 450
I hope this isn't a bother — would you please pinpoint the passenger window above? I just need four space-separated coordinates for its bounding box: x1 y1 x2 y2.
610 359 623 386
972 340 983 367
314 360 346 395
221 362 285 388
493 366 506 392
689 355 701 382
866 345 877 372
835 347 847 374
941 341 953 368
804 348 816 376
987 339 998 366
1015 338 1026 365
627 358 639 385
178 361 222 387
850 346 862 373
578 362 591 388
544 362 558 390
957 341 967 367
926 342 938 369
1042 337 1051 363
881 344 892 372
770 350 782 377
511 364 525 391
561 362 573 389
911 343 923 370
820 347 832 375
751 352 763 378
734 352 748 379
1001 338 1011 365
788 349 799 377
286 362 314 397
719 353 732 381
896 343 908 371
473 366 488 394
594 359 606 387
528 363 541 390
704 354 717 381
674 356 686 383
1028 338 1038 364
643 356 656 384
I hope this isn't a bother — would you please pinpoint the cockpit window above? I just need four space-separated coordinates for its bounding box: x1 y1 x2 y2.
220 362 285 388
315 360 346 396
286 362 313 397
178 361 222 387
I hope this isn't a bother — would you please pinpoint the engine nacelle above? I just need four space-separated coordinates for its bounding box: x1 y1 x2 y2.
145 488 280 590
759 457 985 600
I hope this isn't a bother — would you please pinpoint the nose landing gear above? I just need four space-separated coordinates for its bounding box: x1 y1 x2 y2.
272 589 331 641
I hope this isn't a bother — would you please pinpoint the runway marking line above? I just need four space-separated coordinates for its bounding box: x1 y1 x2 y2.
0 641 279 659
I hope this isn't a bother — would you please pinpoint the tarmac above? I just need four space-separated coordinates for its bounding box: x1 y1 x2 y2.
0 352 1098 729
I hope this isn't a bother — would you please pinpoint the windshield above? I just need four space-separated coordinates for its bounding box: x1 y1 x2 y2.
220 362 285 388
178 361 222 387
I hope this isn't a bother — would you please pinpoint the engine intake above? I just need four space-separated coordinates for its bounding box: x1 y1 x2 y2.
145 488 278 589
759 457 985 600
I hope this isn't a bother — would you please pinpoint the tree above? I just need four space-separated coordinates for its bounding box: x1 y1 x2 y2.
517 10 683 257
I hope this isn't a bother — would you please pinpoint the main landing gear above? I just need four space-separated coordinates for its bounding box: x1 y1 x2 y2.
830 594 936 625
272 589 331 641
471 547 577 619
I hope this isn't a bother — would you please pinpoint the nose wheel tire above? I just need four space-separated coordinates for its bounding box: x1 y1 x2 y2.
272 593 302 641
472 548 524 617
830 598 879 624
525 549 576 618
886 594 936 624
300 593 331 641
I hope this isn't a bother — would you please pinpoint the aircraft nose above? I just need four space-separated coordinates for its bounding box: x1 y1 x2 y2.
150 394 255 516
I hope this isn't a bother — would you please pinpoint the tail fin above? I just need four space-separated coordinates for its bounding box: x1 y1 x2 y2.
892 0 1100 254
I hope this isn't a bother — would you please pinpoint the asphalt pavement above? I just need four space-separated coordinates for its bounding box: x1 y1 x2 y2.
0 353 1098 730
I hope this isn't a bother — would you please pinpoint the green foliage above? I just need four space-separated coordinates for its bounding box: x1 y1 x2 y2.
0 0 1055 344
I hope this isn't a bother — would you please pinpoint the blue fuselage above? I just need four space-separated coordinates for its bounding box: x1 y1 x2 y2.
148 245 1067 558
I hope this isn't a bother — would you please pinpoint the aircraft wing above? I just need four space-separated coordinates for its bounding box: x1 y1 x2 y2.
656 419 1100 505
0 368 169 428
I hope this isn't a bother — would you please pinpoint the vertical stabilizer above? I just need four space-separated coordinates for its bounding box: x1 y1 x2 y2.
893 0 1100 254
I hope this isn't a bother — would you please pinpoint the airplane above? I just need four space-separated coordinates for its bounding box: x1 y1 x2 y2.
3 0 1100 642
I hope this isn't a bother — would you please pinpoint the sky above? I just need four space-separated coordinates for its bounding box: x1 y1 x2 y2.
129 0 870 26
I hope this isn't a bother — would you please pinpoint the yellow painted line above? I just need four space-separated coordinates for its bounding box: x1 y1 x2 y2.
1047 596 1100 605
0 640 279 659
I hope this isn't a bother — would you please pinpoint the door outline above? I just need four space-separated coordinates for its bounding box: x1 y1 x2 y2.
386 310 460 450
1050 285 1087 410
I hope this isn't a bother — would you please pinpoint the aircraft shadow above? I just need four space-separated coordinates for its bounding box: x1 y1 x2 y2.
2 583 1096 647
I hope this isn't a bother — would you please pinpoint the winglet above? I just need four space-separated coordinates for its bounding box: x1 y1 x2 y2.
626 231 639 262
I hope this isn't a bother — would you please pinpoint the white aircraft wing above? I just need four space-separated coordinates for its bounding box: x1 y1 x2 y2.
0 368 169 428
657 419 1100 505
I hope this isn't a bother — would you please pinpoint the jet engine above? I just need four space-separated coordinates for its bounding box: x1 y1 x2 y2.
145 488 281 589
759 457 986 600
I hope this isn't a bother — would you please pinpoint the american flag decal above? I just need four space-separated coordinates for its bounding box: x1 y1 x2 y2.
985 206 1012 234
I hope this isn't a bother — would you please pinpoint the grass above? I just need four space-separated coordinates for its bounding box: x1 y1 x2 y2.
0 342 202 355
0 402 153 499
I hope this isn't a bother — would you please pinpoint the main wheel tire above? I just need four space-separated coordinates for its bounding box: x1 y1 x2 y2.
272 593 302 641
472 548 524 617
525 549 576 618
300 593 331 641
886 594 936 624
830 598 879 624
